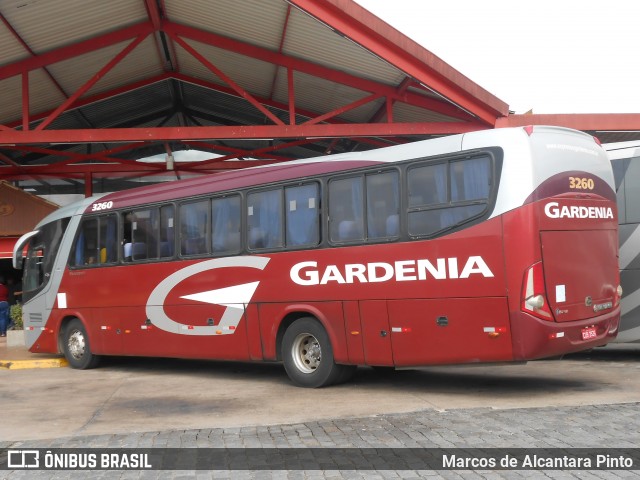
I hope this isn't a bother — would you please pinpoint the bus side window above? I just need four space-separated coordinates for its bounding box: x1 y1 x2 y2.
159 205 175 258
73 218 98 266
285 184 320 247
407 163 447 236
72 214 117 267
366 171 399 239
180 200 209 256
98 214 118 264
212 196 241 254
123 209 159 261
247 189 283 250
441 157 491 229
407 157 491 237
329 177 364 242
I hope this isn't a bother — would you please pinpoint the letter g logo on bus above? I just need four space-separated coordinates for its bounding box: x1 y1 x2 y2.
146 256 269 336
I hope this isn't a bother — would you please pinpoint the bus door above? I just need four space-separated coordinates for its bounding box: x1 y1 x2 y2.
387 298 512 366
359 300 394 366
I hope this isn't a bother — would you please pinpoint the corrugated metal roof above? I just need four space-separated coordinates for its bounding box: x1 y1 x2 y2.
1 0 626 198
284 6 403 85
1 0 147 52
176 39 276 99
165 0 288 51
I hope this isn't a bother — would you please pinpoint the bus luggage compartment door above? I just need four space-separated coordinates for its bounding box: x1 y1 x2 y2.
359 300 394 366
387 298 512 366
540 229 618 323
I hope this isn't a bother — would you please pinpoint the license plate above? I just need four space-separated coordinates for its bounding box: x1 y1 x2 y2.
581 327 597 340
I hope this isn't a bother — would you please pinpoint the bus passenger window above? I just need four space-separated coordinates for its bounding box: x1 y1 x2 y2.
123 209 159 261
98 215 118 264
180 200 209 256
451 157 490 201
159 205 175 258
73 218 98 266
329 177 364 242
285 184 319 247
72 215 117 266
247 190 283 250
407 163 447 236
407 157 492 237
366 171 399 239
212 196 241 254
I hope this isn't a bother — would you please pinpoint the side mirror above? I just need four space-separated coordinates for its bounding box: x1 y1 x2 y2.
13 230 39 270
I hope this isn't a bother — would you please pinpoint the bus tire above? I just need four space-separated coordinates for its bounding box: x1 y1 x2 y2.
63 318 100 369
282 317 351 388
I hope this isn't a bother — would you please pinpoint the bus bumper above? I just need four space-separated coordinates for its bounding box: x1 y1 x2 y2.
512 307 620 360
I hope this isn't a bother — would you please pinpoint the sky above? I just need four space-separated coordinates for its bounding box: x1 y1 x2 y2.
354 0 640 114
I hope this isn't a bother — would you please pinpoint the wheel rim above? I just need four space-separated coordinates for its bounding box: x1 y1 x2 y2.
291 332 321 374
68 329 86 360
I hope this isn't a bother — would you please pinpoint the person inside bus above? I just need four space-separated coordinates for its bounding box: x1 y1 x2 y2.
0 277 9 337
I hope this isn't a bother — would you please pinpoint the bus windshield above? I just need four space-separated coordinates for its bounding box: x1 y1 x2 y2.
22 218 69 303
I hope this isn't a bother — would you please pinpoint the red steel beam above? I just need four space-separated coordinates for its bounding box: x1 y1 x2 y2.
168 32 285 126
496 114 640 131
1 144 164 171
0 22 154 81
6 73 172 129
269 5 292 101
182 141 292 162
302 92 383 126
22 72 30 131
0 122 486 144
181 138 321 169
287 67 296 125
144 0 163 30
369 77 412 124
0 159 284 178
36 33 151 131
2 10 77 128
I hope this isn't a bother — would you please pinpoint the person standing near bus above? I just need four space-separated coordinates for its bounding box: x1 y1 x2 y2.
0 277 9 337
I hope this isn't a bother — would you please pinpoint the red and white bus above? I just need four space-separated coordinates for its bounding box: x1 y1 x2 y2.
14 126 621 387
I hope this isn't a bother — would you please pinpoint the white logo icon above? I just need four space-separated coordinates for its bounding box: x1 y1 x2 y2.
8 450 40 468
146 257 269 336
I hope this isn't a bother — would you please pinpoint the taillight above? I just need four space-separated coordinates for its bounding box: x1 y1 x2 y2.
615 284 623 306
521 262 554 321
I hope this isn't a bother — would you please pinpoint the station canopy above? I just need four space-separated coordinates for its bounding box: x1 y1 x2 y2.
0 0 638 197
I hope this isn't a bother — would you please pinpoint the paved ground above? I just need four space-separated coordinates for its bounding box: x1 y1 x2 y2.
2 339 640 479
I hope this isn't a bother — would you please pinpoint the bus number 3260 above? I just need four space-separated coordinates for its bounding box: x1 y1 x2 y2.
569 177 595 190
91 201 114 211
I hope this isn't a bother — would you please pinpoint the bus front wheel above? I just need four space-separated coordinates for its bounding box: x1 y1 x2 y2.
282 317 355 388
63 319 100 369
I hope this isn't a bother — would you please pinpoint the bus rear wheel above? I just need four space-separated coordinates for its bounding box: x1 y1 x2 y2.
282 317 355 388
63 319 100 369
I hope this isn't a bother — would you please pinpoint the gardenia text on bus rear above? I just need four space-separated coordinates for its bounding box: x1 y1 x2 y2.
544 201 614 219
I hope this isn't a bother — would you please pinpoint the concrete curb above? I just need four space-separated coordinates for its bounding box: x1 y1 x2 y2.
0 357 68 370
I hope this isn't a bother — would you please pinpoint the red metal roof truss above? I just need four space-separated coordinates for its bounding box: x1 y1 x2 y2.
0 1 500 186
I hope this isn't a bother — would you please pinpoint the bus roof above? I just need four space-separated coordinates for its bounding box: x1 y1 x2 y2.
48 125 601 216
90 132 466 210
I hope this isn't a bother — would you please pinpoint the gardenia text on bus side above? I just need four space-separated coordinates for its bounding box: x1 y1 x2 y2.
544 201 613 219
290 256 494 286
